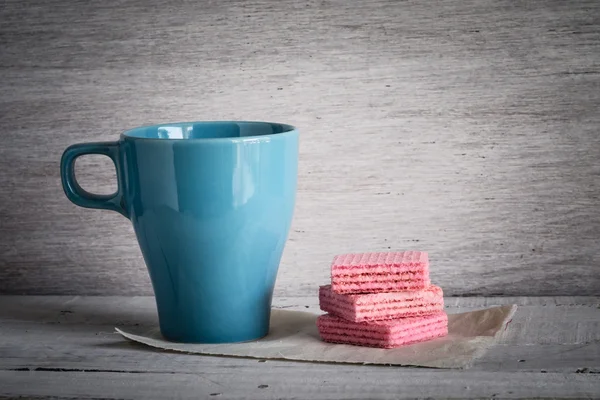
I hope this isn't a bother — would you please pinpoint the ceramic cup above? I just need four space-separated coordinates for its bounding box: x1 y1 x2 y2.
60 121 298 343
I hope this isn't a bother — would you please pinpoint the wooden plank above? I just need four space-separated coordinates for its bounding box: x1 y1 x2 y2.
2 296 599 345
0 370 599 400
1 332 598 374
0 0 599 296
0 296 599 374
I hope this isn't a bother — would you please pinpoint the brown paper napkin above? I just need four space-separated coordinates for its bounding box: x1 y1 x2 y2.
116 305 516 369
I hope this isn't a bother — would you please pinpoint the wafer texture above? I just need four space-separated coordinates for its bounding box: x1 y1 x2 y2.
330 251 430 294
319 284 444 322
316 311 448 349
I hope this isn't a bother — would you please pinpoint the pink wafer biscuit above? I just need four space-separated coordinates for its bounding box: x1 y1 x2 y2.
317 311 448 349
331 251 430 294
319 284 444 322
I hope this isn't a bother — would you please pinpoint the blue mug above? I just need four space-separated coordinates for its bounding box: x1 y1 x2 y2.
60 121 298 343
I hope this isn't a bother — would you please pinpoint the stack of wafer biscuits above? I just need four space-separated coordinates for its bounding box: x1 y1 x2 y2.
316 251 448 348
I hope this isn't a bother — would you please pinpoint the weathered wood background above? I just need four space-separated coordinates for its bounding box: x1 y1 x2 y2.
0 0 599 296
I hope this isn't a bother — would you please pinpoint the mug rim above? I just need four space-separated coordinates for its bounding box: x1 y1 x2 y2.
120 120 297 142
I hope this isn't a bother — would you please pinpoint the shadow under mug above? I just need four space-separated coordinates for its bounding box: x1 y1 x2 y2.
60 121 299 343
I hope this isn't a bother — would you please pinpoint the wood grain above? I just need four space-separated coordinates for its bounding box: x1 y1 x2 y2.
2 370 599 400
0 0 599 295
0 296 599 399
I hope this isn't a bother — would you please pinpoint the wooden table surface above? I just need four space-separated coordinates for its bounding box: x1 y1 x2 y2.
0 296 598 399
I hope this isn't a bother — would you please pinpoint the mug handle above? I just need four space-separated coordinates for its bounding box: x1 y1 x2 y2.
60 141 129 218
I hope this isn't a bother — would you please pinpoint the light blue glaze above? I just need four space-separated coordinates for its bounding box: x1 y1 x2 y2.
61 121 298 343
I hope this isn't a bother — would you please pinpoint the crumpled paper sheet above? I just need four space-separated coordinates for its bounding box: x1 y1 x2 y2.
116 305 516 369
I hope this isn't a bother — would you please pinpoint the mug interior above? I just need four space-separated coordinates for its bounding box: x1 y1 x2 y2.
122 121 295 140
